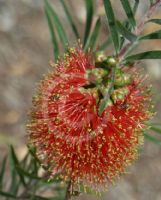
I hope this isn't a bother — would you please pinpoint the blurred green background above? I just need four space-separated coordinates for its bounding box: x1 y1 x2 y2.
0 0 161 199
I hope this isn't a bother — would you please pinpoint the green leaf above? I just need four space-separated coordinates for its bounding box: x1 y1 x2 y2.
16 166 41 180
83 0 94 46
103 0 120 54
140 30 161 40
119 21 133 50
29 195 53 200
44 0 69 50
20 151 30 170
52 198 64 200
149 126 161 135
98 97 110 116
84 18 101 51
119 0 139 50
29 153 39 176
120 0 136 28
31 196 63 200
147 122 161 126
99 37 112 50
23 151 39 178
0 156 7 190
98 67 116 115
9 146 19 195
60 0 79 39
28 145 40 165
0 190 17 199
45 7 59 61
119 32 128 50
149 0 153 6
144 132 161 146
125 51 161 61
147 19 161 25
23 169 45 184
116 21 137 42
9 146 26 187
133 0 139 15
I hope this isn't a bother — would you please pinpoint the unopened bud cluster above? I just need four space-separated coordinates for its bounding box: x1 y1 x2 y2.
84 52 132 106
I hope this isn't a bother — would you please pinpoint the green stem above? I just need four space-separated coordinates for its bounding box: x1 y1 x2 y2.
136 0 161 35
98 65 116 116
123 40 139 60
119 0 161 61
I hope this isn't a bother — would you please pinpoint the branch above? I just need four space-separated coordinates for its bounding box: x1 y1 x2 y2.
65 180 72 200
135 0 161 35
17 171 50 199
118 0 161 60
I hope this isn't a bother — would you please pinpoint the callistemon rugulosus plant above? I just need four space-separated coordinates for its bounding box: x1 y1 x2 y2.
26 0 161 198
27 46 154 192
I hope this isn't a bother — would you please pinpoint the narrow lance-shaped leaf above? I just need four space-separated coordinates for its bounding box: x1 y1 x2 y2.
23 147 39 174
147 19 161 25
150 126 161 135
60 0 79 39
140 30 161 40
144 132 161 147
146 122 161 135
44 0 69 50
0 191 17 199
149 0 153 6
31 156 39 176
98 87 112 116
133 0 139 15
147 122 161 126
20 150 31 170
119 0 139 49
9 146 26 187
116 21 137 42
99 67 116 116
27 146 40 175
28 145 41 165
16 166 41 180
9 145 19 195
45 7 59 61
102 0 139 50
84 18 101 51
125 51 161 62
119 22 134 50
28 144 49 171
29 195 61 200
119 21 131 50
0 156 7 190
83 0 94 46
120 0 136 28
103 0 120 54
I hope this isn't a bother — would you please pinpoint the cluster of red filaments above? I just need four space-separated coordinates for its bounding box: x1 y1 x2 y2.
27 47 153 192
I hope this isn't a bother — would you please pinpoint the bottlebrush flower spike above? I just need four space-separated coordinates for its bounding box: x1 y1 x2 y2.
27 46 154 193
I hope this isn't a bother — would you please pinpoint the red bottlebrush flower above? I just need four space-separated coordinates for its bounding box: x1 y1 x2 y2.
27 47 154 192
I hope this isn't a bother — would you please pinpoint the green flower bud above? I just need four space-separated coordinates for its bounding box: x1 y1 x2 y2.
99 80 111 96
86 68 108 84
111 87 129 103
114 73 131 87
106 56 117 67
95 51 106 63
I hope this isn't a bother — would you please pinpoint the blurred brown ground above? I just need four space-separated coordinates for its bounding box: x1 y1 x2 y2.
0 0 161 199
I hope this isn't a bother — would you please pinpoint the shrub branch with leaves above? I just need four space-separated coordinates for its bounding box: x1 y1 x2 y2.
1 0 161 200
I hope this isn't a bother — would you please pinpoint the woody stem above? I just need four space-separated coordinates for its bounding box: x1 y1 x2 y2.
118 0 161 60
65 180 72 200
